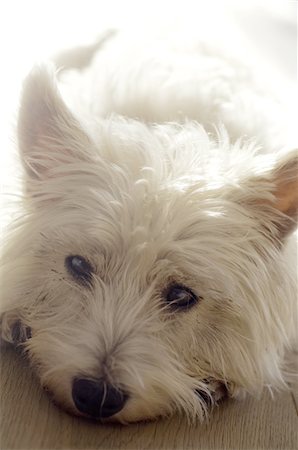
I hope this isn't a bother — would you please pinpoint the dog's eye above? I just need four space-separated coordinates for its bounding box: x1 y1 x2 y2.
65 255 93 284
165 284 199 310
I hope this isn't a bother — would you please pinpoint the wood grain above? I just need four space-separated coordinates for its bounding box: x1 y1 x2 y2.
1 346 297 450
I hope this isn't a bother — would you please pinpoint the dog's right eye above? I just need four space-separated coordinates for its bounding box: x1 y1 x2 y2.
164 284 199 311
65 255 93 284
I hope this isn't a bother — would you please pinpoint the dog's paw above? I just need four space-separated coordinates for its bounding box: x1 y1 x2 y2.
196 379 228 407
227 384 247 400
208 380 229 402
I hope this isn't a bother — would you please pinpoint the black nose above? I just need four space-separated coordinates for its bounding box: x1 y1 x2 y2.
72 378 128 419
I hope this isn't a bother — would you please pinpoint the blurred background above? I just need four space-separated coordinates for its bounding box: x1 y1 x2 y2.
0 0 296 225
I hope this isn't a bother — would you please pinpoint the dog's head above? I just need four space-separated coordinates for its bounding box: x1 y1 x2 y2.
1 66 297 423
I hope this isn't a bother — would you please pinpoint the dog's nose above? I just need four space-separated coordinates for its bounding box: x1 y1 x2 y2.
72 378 128 418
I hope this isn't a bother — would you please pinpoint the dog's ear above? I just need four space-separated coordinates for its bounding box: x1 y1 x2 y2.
18 65 92 181
271 150 298 221
244 149 298 239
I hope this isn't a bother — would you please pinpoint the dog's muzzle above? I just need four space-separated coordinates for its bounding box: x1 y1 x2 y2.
72 378 128 419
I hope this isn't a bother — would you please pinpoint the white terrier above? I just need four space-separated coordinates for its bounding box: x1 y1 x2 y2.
1 30 297 424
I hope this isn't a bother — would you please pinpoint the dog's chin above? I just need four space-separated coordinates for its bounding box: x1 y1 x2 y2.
110 383 229 424
107 403 167 425
72 404 165 425
204 379 229 403
103 412 161 425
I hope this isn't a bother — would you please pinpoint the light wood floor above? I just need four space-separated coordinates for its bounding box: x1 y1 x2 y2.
1 345 297 450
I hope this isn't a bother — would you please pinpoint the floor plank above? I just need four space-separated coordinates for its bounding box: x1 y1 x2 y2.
1 346 297 450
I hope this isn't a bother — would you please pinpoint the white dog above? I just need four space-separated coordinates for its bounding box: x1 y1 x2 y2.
0 30 297 424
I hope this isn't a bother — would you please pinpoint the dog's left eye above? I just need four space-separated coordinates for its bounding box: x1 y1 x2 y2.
65 255 93 284
165 284 199 310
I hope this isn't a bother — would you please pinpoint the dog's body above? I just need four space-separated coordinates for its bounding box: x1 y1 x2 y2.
1 30 297 423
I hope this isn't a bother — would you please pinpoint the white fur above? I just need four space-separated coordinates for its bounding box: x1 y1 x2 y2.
1 31 297 424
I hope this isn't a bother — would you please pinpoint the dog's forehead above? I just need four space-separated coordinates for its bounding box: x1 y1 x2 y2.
48 182 225 245
37 184 247 277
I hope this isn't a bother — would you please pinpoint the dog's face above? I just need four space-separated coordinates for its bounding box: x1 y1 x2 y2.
1 67 297 423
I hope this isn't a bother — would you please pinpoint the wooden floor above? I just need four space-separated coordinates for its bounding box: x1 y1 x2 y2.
1 345 297 450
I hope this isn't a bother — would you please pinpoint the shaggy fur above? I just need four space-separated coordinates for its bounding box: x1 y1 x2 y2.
1 31 297 424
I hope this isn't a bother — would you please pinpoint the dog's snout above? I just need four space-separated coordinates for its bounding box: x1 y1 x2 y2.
72 378 128 419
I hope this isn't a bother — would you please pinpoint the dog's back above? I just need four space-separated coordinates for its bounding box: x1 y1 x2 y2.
56 30 296 153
